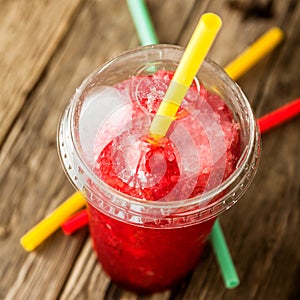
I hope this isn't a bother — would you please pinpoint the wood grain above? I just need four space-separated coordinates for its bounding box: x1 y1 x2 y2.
0 0 83 145
146 0 197 44
0 0 135 298
177 1 300 299
0 0 299 299
59 240 110 300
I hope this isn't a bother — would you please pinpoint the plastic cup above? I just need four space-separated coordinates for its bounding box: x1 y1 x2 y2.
58 45 260 293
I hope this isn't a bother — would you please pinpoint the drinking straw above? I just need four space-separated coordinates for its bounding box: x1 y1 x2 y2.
224 27 284 81
60 96 300 234
126 0 158 45
62 209 89 234
149 13 222 138
210 227 238 287
211 219 239 288
20 191 86 251
258 97 300 134
61 209 89 235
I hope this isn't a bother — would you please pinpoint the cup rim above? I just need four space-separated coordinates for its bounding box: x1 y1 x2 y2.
59 44 259 211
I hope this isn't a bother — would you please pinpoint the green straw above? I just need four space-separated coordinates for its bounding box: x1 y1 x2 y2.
211 220 240 288
127 0 159 45
126 0 240 289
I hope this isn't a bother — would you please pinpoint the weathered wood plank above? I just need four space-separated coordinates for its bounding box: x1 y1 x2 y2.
0 0 299 299
146 0 199 44
224 2 300 300
0 0 83 146
0 0 137 298
4 231 88 300
175 1 300 299
59 240 110 300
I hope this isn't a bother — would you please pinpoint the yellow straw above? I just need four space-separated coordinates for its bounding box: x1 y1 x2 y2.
150 13 222 138
20 25 284 252
20 191 86 251
224 27 284 81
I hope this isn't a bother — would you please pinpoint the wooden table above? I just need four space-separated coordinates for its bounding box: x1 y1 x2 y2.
1 1 299 299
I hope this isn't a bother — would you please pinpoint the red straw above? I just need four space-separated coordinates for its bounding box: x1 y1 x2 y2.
258 97 300 134
61 209 89 235
61 97 300 235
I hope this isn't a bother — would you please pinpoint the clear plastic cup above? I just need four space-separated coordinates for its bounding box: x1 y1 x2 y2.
58 45 260 293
